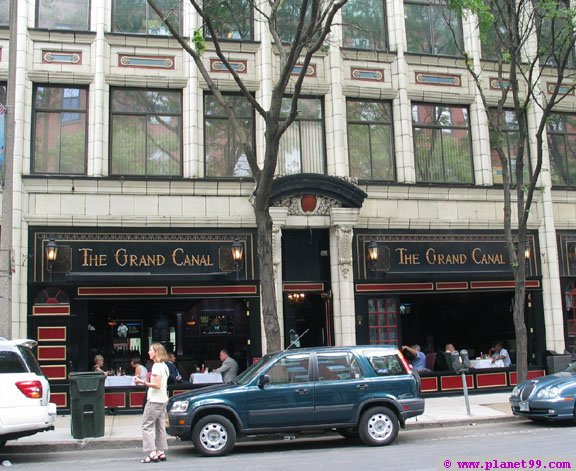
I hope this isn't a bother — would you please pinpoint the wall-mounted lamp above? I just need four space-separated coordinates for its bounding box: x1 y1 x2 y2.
524 242 531 260
287 292 306 304
367 241 379 262
45 239 59 282
231 241 244 280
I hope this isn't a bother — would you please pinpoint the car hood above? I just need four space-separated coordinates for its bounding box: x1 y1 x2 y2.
169 383 240 404
523 371 576 389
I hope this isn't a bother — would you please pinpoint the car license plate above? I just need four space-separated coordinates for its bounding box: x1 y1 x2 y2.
519 401 530 412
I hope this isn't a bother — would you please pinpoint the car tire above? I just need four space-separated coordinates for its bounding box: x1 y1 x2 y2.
358 406 399 446
192 415 236 457
337 428 360 439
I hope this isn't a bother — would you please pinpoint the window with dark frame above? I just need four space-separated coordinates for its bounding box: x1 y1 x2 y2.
203 0 253 41
0 0 9 27
404 0 463 56
36 0 90 31
347 99 395 181
275 0 315 44
204 94 254 178
112 0 180 36
412 103 473 184
489 109 531 186
278 97 326 175
0 83 5 181
547 113 576 187
110 88 182 177
32 85 88 175
537 0 575 69
368 298 399 345
342 0 387 51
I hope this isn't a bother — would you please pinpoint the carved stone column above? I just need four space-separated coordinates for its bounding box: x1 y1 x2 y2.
269 207 288 350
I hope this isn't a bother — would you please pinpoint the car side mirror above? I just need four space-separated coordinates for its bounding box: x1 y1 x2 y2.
257 374 270 388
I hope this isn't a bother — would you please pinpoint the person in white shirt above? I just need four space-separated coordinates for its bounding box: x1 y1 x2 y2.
490 342 511 367
130 356 148 382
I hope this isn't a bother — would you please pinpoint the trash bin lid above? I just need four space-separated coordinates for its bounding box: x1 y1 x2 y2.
68 372 105 392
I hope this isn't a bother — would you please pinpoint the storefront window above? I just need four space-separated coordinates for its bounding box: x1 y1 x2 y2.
32 85 88 175
204 93 254 177
412 103 473 184
342 0 387 51
547 113 576 187
278 97 325 175
36 0 90 31
347 99 395 181
203 0 253 40
110 88 182 176
404 0 463 56
112 0 180 36
368 298 398 345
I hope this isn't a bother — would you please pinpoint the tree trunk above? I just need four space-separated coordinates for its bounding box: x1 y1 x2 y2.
513 271 528 383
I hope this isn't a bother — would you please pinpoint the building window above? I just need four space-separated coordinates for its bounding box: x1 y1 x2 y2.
204 94 254 178
0 0 9 27
278 97 325 175
368 298 398 345
112 0 180 36
412 103 473 184
33 86 87 175
342 0 387 51
110 89 182 176
347 99 395 181
489 109 530 185
0 83 5 180
203 0 253 40
547 113 576 187
537 0 575 68
36 0 90 31
404 0 463 56
276 1 313 44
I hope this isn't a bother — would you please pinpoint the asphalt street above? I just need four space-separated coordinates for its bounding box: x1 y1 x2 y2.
2 421 575 471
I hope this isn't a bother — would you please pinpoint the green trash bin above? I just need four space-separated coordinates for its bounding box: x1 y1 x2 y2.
68 372 105 439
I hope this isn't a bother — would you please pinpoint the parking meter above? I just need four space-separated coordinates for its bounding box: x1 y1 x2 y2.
460 349 470 370
451 350 471 416
451 351 463 372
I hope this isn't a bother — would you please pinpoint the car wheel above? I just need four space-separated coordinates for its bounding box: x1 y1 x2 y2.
192 415 236 457
337 428 360 439
358 406 399 446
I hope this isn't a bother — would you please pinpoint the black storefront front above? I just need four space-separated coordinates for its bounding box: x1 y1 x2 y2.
353 230 547 393
28 227 261 411
557 232 576 358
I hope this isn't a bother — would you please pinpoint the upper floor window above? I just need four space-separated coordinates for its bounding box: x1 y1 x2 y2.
342 0 387 51
36 0 90 31
110 88 182 176
547 113 576 187
0 0 9 27
203 0 253 40
33 85 87 175
489 109 530 186
347 99 395 181
276 0 314 44
404 0 463 56
0 83 5 180
412 103 473 183
278 97 325 175
113 0 180 36
204 93 254 178
537 0 575 68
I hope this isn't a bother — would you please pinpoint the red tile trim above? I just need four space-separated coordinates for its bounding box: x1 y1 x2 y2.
171 285 258 295
37 326 67 342
78 287 168 296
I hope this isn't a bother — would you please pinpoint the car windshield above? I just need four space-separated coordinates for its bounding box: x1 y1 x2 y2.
565 362 576 374
235 354 275 385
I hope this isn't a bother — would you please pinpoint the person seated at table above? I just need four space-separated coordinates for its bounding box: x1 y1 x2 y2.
166 352 183 384
401 344 430 372
131 356 148 382
489 342 511 367
213 349 239 382
92 354 110 376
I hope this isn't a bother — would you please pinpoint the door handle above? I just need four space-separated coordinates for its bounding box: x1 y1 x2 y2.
356 384 368 390
295 388 309 395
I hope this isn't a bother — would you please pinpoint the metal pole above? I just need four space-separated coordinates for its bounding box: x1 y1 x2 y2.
461 371 472 416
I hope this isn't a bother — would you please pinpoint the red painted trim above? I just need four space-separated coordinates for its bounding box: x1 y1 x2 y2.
41 364 67 380
38 346 67 361
476 372 508 388
420 376 439 392
440 374 474 391
356 283 434 292
283 283 324 292
436 282 468 290
33 305 70 315
78 287 168 296
171 285 257 295
105 392 127 408
129 391 145 408
471 280 540 290
37 326 67 342
509 369 546 385
50 392 68 408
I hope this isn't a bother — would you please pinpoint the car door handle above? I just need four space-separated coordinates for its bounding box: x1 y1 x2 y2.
356 384 368 390
295 388 309 395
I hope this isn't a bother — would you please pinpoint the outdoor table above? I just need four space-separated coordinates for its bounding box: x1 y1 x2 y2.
469 359 504 369
189 372 223 384
104 375 135 387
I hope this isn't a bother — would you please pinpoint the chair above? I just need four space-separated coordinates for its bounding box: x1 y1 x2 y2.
425 352 437 371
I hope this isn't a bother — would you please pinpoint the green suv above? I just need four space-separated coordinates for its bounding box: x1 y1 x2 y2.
166 345 424 456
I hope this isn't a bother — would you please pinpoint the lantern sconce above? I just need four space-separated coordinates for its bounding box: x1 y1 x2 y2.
45 239 59 282
231 240 244 279
367 241 379 263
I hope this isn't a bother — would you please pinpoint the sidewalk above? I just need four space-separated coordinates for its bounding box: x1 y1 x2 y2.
3 392 519 453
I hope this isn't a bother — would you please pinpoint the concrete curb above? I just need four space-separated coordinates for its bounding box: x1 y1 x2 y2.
2 415 523 454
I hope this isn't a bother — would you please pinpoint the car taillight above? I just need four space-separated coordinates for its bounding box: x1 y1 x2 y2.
16 380 43 399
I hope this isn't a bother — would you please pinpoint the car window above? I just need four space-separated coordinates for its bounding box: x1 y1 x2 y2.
366 353 406 376
0 350 27 373
317 352 363 381
18 346 43 375
266 354 310 384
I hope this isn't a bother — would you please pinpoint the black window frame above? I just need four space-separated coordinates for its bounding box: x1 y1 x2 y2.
203 0 254 41
111 0 182 36
341 0 388 51
35 0 91 31
547 112 576 188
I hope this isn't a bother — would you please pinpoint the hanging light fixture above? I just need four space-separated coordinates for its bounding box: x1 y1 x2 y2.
367 241 379 261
